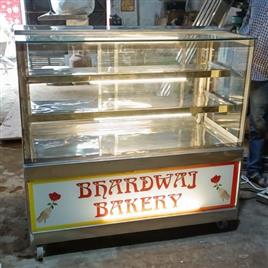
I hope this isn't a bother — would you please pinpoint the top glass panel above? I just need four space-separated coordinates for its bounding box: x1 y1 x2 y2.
14 25 253 43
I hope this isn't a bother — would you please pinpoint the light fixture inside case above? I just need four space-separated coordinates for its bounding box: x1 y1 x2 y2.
90 77 187 85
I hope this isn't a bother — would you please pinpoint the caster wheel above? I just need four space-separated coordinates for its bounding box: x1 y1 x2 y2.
36 246 45 261
216 220 229 230
216 220 239 231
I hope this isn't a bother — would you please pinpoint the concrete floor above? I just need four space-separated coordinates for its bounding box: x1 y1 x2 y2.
0 141 268 268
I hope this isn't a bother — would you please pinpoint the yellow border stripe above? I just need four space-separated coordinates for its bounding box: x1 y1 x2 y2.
28 183 37 231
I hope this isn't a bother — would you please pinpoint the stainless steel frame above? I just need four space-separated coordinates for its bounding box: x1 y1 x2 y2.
24 148 243 180
31 208 238 245
16 43 32 160
25 147 242 246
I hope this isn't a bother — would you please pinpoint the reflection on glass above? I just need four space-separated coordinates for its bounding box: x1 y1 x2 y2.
15 27 253 162
32 116 236 161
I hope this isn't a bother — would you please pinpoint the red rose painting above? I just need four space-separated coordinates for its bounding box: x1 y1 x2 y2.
49 192 61 202
37 192 62 223
210 175 230 201
211 175 221 184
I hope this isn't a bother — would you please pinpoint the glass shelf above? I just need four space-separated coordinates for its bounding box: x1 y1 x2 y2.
26 63 231 84
29 80 241 121
31 115 237 162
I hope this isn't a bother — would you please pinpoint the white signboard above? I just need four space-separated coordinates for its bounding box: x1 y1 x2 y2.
28 162 240 232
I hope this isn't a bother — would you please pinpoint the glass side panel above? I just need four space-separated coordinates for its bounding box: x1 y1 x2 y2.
205 41 251 141
30 116 237 162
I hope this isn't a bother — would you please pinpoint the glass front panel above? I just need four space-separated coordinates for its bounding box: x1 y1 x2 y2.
15 28 253 163
30 116 233 161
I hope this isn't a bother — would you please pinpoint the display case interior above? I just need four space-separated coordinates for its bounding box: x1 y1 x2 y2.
15 27 254 163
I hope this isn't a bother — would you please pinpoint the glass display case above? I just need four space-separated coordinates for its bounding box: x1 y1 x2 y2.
15 26 254 257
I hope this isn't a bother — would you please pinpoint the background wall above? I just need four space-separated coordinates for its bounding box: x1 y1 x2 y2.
24 0 51 25
111 0 205 27
111 0 139 26
139 0 163 26
23 0 206 27
111 0 163 27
